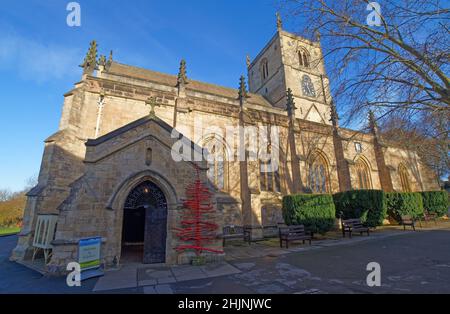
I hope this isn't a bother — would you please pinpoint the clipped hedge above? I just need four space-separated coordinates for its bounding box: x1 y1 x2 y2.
421 191 449 217
333 190 387 227
282 194 336 234
386 192 424 222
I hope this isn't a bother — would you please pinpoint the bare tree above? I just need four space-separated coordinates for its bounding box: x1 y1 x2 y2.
278 0 449 125
380 110 449 180
0 189 13 202
0 174 38 204
24 174 38 192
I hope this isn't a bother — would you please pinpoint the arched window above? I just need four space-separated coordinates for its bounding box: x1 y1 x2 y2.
260 144 281 193
298 49 310 68
203 138 228 191
260 160 281 192
355 158 372 190
308 153 330 193
260 58 269 80
398 164 412 192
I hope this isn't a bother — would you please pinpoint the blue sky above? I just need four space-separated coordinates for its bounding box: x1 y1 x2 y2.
0 0 291 192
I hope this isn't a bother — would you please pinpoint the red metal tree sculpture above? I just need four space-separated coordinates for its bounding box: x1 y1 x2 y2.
175 167 223 256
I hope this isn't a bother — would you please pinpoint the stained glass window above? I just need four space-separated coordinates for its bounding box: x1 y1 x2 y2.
308 154 329 193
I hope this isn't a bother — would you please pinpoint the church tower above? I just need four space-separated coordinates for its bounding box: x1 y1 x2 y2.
247 14 332 125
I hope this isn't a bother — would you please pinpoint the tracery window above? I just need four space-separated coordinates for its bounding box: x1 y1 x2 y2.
204 139 227 191
260 143 280 193
260 160 281 192
308 153 330 194
355 158 372 190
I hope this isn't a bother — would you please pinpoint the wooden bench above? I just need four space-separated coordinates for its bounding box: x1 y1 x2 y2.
341 218 370 238
419 210 437 226
222 225 251 246
401 215 416 231
279 225 312 248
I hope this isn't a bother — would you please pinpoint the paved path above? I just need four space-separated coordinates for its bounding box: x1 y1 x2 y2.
1 226 450 294
0 236 96 293
173 229 450 294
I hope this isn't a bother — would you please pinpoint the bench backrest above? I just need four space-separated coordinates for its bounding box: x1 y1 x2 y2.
223 225 244 235
342 218 363 228
401 215 414 222
280 225 306 235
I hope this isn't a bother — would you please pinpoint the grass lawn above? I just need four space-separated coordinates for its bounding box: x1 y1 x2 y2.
0 226 21 236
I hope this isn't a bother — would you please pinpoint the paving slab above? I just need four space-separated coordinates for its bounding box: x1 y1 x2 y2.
143 268 172 277
138 279 157 287
93 267 137 292
254 282 286 294
200 262 241 278
171 265 207 282
155 284 173 294
265 249 288 257
143 286 157 294
157 277 177 284
233 262 256 271
138 267 177 285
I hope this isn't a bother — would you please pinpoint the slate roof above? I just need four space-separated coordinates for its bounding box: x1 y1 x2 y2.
107 62 273 108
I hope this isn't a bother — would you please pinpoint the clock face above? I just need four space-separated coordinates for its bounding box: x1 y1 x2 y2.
302 75 316 97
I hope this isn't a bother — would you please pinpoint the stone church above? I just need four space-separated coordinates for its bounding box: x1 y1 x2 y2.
11 17 438 272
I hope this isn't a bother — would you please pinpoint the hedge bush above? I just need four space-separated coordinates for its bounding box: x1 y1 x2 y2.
421 191 449 217
333 190 387 227
386 192 424 222
282 194 336 234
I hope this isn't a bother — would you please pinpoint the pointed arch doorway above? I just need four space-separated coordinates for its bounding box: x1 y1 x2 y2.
121 181 168 264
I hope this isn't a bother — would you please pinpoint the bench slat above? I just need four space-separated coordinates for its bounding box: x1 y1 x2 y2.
279 224 312 248
341 217 370 238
